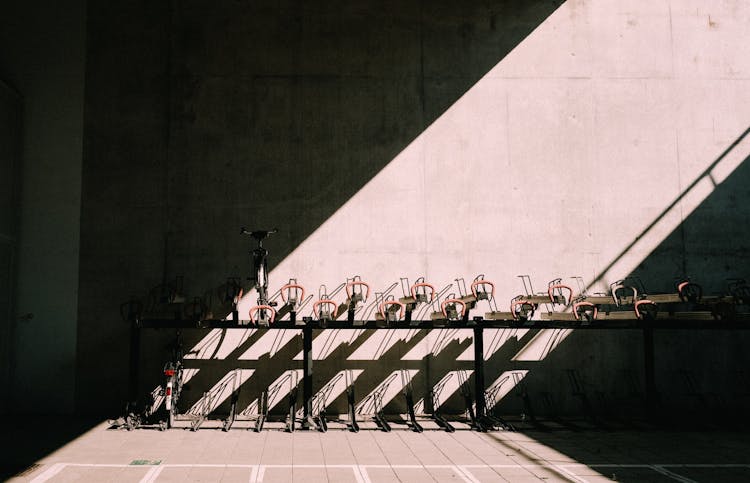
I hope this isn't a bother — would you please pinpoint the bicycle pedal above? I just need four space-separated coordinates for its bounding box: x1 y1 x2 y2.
269 301 278 307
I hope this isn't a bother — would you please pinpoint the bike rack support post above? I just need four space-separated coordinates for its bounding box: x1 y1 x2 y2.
430 378 455 432
458 370 487 432
286 384 298 433
473 326 486 419
222 370 241 432
303 325 313 429
400 370 423 433
345 370 359 432
255 390 269 432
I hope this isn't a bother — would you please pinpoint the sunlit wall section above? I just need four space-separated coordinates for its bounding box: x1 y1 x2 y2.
239 0 750 318
192 0 750 416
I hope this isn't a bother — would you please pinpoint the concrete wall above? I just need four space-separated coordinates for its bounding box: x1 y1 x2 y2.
0 82 22 415
0 0 86 414
79 0 750 416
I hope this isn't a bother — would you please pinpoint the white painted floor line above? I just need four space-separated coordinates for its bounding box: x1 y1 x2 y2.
166 463 258 467
550 464 590 483
27 461 750 483
455 465 481 483
249 465 259 483
31 462 750 469
651 465 699 483
29 463 66 483
139 465 164 483
354 465 372 483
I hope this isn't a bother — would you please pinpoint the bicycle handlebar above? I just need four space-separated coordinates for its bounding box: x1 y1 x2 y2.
240 227 279 242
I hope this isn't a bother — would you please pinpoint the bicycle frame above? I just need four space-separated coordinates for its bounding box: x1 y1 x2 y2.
241 227 278 306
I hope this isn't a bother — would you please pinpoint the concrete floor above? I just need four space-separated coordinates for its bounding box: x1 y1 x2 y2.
3 420 750 483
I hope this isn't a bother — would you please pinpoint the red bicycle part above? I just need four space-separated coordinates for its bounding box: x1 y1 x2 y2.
280 283 306 305
634 300 657 320
313 299 338 319
410 282 436 302
471 279 495 300
510 298 535 321
573 301 598 320
548 283 573 305
379 300 406 320
441 299 467 319
346 281 371 302
249 305 277 325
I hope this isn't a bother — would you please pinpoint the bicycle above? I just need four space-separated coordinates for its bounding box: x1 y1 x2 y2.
241 227 278 325
163 330 193 429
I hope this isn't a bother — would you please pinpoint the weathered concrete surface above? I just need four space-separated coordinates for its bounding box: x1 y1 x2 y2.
78 0 750 417
0 0 86 414
79 0 565 413
0 82 22 416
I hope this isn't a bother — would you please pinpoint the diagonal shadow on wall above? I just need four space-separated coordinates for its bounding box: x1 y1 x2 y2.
487 137 750 472
78 0 566 414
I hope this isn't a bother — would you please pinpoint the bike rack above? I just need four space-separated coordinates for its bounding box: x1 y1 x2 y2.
339 276 370 322
400 370 423 433
359 282 398 322
510 371 546 429
566 369 603 427
285 372 299 432
273 279 307 322
547 280 574 306
429 375 455 432
345 369 360 432
313 299 338 323
222 369 242 431
611 280 639 307
573 301 598 321
346 276 371 305
249 304 276 326
396 278 436 322
441 298 467 321
306 372 344 432
377 297 406 324
510 295 536 321
483 375 515 431
253 370 299 432
677 280 702 303
188 390 216 431
471 275 495 302
122 265 750 435
634 299 658 320
728 278 750 304
359 373 398 432
411 280 436 303
457 370 487 431
117 385 165 431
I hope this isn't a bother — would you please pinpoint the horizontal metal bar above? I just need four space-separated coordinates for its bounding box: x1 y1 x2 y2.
135 317 750 330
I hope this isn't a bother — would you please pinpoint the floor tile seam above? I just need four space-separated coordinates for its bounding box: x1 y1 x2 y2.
511 440 582 466
367 432 417 483
315 433 333 483
394 430 441 480
455 431 519 464
396 432 438 466
30 463 750 470
479 433 568 480
416 430 485 467
443 431 512 481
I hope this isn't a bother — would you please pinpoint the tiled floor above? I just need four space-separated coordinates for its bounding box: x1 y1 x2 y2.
3 421 750 482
